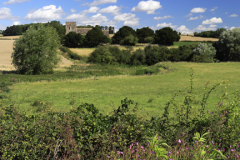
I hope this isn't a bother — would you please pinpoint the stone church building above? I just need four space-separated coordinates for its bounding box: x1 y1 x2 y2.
65 21 109 37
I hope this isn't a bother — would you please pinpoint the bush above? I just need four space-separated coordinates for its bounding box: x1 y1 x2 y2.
130 49 146 65
169 44 199 62
88 46 115 64
215 28 240 61
108 46 131 64
63 32 83 48
192 43 216 62
154 27 180 45
112 26 137 44
144 36 154 44
59 46 82 60
12 25 61 75
144 45 170 65
84 27 110 47
136 27 155 43
120 35 138 46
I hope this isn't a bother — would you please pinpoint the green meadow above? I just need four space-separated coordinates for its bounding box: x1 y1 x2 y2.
1 62 239 120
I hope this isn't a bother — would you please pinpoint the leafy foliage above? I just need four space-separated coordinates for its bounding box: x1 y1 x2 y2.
136 27 155 43
192 43 216 62
144 45 170 65
154 27 180 45
194 28 227 38
63 32 83 48
111 26 137 44
120 35 138 46
59 46 82 60
130 49 146 65
84 27 110 47
12 25 61 75
215 28 240 61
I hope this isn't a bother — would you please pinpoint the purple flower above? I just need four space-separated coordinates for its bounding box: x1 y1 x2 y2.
147 143 149 145
195 140 198 143
226 111 229 114
120 152 124 155
185 147 189 150
141 146 144 149
212 112 214 114
178 139 181 143
107 155 110 158
136 142 139 145
151 151 155 154
219 143 221 147
132 150 135 153
212 141 214 144
206 145 209 148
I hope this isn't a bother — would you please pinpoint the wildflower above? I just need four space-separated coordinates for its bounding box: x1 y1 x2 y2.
206 145 209 148
219 143 221 147
226 111 229 114
212 112 214 114
212 141 214 144
178 139 181 143
120 152 124 155
107 155 110 158
154 144 157 146
151 151 155 154
136 142 139 146
132 150 135 153
130 143 133 149
185 147 189 150
147 143 149 145
141 146 144 149
117 151 120 154
195 140 198 143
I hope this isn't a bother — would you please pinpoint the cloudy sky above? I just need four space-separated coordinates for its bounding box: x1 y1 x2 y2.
0 0 239 34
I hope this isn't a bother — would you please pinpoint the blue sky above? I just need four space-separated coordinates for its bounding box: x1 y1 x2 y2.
0 0 239 34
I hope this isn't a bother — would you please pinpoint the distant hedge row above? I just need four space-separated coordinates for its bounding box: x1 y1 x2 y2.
87 44 204 66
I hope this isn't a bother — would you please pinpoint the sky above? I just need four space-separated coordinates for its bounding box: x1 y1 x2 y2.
0 0 239 34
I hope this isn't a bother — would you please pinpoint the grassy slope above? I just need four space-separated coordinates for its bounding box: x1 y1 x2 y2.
2 62 239 120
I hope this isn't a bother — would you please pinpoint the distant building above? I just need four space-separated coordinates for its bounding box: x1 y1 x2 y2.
65 21 109 37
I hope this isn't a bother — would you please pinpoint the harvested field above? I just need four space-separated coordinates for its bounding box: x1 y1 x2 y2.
69 48 95 57
109 34 114 38
0 39 73 71
180 35 218 42
0 35 21 40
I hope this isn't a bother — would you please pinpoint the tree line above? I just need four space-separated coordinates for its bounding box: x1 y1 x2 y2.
194 28 227 38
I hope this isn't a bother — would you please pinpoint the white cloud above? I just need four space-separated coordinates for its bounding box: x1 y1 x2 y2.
188 15 203 20
225 12 228 14
89 0 117 6
24 5 64 22
12 21 20 25
71 9 76 13
131 0 162 14
210 7 218 12
99 5 121 15
0 7 18 20
223 26 228 28
229 14 238 17
65 13 108 26
229 27 236 30
124 18 139 26
195 24 217 31
114 13 135 21
3 0 30 5
154 15 173 20
82 6 99 14
177 25 193 34
190 7 206 13
202 17 223 24
185 13 193 17
156 22 177 29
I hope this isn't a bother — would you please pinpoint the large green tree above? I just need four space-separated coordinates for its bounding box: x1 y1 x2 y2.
215 28 240 61
63 32 83 48
111 26 137 44
46 21 66 44
136 27 154 43
12 25 61 75
154 27 180 45
84 27 110 47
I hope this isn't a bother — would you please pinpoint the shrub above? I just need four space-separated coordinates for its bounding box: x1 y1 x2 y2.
192 43 216 63
88 46 115 64
63 32 83 48
111 26 137 44
12 25 61 75
154 27 180 45
136 27 155 43
120 35 138 46
144 36 154 43
144 45 170 65
109 46 131 64
130 49 146 65
84 27 110 47
215 28 240 61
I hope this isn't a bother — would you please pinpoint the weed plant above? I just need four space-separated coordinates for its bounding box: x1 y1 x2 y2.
0 68 239 159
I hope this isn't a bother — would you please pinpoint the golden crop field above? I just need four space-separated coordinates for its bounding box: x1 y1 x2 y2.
179 34 218 41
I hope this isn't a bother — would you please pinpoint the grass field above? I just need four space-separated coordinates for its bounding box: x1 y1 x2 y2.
1 62 239 121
